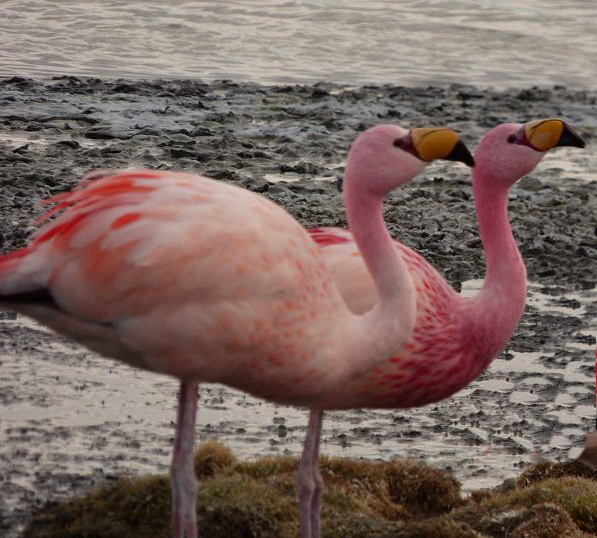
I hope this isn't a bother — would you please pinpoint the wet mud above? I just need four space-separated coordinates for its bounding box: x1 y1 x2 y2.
0 77 595 536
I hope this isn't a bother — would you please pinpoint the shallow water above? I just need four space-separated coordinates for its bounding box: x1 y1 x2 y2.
1 0 596 87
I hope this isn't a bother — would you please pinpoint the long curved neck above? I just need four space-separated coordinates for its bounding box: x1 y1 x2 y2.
340 169 416 370
346 192 408 309
469 165 527 356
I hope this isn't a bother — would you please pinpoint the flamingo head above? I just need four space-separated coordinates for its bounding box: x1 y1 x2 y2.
474 118 586 188
345 124 474 197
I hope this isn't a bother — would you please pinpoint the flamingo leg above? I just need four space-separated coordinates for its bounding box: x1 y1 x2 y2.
170 380 199 538
297 408 324 538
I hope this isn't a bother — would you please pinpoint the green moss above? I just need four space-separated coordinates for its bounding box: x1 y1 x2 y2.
234 454 298 480
25 475 172 538
321 454 388 483
517 461 597 488
23 442 597 538
509 503 586 538
386 458 463 516
197 474 297 538
394 516 483 538
456 477 597 537
318 457 408 521
506 478 597 533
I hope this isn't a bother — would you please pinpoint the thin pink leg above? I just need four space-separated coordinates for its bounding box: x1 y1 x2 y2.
310 427 324 538
297 409 324 538
170 380 199 538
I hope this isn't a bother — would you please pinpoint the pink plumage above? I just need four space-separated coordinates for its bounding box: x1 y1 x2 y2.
296 119 586 538
4 169 394 400
309 228 479 408
309 120 585 411
0 125 476 538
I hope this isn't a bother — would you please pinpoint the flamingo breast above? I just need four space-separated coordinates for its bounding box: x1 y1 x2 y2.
310 227 485 410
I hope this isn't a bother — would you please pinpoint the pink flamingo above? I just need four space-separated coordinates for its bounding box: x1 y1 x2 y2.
0 124 474 538
299 118 586 538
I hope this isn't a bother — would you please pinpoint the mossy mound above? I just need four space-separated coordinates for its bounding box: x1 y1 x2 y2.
23 442 597 538
198 475 297 538
517 460 597 488
387 516 484 538
194 439 237 478
386 458 463 516
508 503 586 538
507 477 597 533
455 476 597 537
24 475 172 538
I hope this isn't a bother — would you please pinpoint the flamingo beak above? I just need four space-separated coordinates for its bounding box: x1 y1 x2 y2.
518 118 586 151
443 140 476 168
408 127 475 167
555 122 586 148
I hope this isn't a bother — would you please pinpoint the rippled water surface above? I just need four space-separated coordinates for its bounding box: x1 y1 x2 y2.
1 0 596 87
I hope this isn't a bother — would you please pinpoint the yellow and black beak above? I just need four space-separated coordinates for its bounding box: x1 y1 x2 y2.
395 127 475 167
512 118 586 151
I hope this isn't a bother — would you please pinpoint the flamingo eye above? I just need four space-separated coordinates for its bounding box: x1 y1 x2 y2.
393 137 404 148
507 134 517 143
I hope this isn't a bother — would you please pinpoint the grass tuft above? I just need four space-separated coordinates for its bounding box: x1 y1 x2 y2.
394 516 484 538
517 461 597 488
194 439 237 478
24 475 172 538
386 458 463 516
456 476 597 537
197 474 296 538
509 503 586 538
507 477 597 533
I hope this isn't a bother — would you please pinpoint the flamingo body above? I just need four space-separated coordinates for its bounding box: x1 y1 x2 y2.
305 120 585 412
297 119 586 538
0 124 476 538
309 227 486 409
0 170 371 404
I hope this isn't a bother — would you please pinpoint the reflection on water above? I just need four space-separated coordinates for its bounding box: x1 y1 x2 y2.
541 150 597 184
0 0 596 87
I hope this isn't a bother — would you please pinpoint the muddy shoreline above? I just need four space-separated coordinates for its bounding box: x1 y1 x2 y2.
0 77 595 536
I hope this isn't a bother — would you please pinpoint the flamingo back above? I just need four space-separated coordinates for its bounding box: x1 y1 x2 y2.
0 171 355 403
